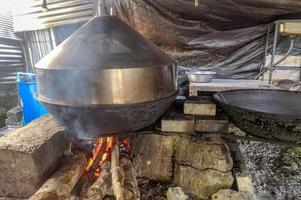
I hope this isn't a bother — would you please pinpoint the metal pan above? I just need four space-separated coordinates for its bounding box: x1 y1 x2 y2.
214 89 301 142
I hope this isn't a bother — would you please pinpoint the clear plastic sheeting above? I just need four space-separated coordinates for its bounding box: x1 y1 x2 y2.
100 0 301 79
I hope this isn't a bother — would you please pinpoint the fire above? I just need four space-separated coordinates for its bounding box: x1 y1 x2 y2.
72 135 137 199
85 138 104 172
84 136 116 179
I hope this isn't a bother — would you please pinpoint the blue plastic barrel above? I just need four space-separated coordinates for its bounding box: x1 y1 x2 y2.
17 72 48 124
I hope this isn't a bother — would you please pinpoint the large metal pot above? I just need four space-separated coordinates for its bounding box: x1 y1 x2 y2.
214 89 301 142
35 16 177 139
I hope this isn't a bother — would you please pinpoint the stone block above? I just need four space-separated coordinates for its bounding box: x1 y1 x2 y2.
184 96 216 116
161 117 194 133
131 133 175 181
166 187 188 200
195 115 229 133
212 189 257 200
0 115 69 198
161 104 194 133
6 106 22 126
174 164 234 199
174 136 233 172
235 172 255 193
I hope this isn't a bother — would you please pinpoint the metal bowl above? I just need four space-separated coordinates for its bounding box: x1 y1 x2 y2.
186 71 216 83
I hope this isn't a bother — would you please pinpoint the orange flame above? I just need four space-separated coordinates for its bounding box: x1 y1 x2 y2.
83 136 130 180
85 137 104 172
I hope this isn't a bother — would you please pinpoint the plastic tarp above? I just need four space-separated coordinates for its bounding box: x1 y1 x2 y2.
99 0 301 78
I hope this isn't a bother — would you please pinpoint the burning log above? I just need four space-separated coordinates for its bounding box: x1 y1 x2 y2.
120 154 140 200
87 161 113 199
111 140 125 200
75 137 139 200
29 152 86 200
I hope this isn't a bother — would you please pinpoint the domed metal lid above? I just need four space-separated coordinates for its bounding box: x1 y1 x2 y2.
35 16 174 70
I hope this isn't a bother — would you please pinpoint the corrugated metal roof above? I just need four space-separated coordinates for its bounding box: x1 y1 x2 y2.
12 0 94 32
0 11 21 41
23 22 84 71
0 11 24 88
0 42 24 85
24 28 56 69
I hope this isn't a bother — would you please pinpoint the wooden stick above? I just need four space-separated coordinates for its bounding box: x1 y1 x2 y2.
72 139 107 198
120 154 140 200
29 152 86 200
195 0 199 7
87 161 113 200
111 140 124 200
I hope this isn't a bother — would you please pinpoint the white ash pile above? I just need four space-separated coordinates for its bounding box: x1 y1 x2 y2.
239 142 301 200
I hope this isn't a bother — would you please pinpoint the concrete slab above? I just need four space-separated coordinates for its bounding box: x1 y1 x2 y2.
0 115 69 198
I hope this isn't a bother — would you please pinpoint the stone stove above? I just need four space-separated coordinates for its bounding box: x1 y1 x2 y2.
0 96 257 200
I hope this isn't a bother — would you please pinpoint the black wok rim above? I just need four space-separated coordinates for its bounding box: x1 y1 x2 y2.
213 89 301 119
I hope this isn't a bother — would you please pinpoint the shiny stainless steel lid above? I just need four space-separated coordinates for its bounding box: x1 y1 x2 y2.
35 16 175 70
35 15 177 107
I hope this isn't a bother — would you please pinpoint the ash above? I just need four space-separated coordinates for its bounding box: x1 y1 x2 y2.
137 177 197 200
239 141 301 200
138 178 172 200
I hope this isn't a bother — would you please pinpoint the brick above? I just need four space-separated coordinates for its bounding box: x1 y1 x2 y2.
161 100 194 133
161 117 194 133
195 115 229 133
0 115 69 198
184 96 216 116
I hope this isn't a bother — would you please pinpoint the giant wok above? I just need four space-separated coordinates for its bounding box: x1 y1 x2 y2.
214 89 301 142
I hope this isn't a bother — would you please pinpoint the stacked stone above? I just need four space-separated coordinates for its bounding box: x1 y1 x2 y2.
131 133 234 199
135 95 235 199
157 96 257 199
161 96 229 134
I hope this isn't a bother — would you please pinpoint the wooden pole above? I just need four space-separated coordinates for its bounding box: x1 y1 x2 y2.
120 154 140 200
29 152 86 200
111 139 125 200
87 161 113 199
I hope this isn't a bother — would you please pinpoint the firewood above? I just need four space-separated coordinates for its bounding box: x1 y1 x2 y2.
87 161 113 200
111 141 125 200
29 152 86 200
120 155 140 200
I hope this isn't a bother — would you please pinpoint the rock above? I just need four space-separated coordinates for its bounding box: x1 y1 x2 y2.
166 187 188 200
184 96 216 116
6 106 22 126
293 147 301 158
174 164 234 199
131 132 236 199
131 133 175 181
235 172 255 193
174 136 233 172
212 189 257 200
195 115 229 133
0 115 69 198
